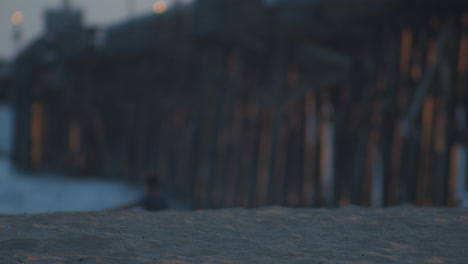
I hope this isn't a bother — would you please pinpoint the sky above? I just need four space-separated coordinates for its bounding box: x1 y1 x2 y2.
0 0 187 60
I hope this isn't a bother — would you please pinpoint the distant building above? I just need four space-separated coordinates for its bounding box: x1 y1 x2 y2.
0 60 11 102
11 1 91 170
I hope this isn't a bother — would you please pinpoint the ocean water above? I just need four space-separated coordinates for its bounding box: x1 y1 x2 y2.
0 104 141 215
0 158 142 215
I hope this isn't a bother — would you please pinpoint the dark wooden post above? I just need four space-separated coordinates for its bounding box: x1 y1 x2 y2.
194 51 222 209
265 42 289 205
202 49 228 209
247 104 263 208
219 48 244 208
186 50 215 209
295 96 306 207
333 81 353 207
254 109 274 208
451 16 468 206
435 16 461 206
350 47 379 205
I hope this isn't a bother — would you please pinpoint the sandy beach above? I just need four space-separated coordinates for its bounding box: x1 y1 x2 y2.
0 205 467 264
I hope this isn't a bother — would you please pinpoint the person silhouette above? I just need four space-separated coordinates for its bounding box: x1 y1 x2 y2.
109 172 169 211
138 173 169 211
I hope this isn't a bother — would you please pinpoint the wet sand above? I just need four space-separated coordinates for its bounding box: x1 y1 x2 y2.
1 205 467 264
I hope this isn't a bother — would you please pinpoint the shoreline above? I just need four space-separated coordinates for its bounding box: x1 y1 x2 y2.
1 205 467 263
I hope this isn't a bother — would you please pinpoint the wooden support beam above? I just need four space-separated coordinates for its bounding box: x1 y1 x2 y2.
417 95 435 206
435 22 460 205
401 16 455 138
281 56 301 208
218 48 244 208
246 56 264 208
173 108 191 202
265 106 284 206
155 101 175 192
237 103 257 207
295 97 306 207
186 50 214 209
225 103 243 207
134 89 150 182
265 43 289 206
167 107 183 195
333 83 352 208
312 94 323 207
254 110 273 207
193 54 221 209
319 93 335 207
92 111 109 174
201 49 227 209
248 105 263 208
303 92 319 207
350 50 378 205
401 26 430 205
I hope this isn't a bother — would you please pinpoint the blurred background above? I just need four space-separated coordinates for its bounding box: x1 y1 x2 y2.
1 0 468 214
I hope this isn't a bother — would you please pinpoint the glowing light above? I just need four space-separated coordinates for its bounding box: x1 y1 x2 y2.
153 1 167 14
11 11 24 25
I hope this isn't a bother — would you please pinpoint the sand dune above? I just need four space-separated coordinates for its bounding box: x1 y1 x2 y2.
1 205 467 263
